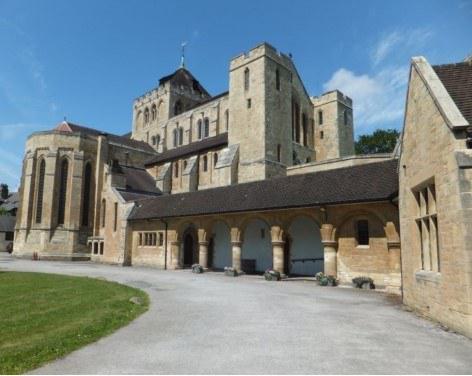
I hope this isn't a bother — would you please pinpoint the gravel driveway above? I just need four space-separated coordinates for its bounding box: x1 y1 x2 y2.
1 253 471 374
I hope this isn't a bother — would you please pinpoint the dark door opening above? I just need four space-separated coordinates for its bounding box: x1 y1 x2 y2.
207 237 214 269
183 233 195 266
283 235 291 275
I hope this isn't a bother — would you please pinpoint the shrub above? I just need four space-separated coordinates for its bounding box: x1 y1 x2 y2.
352 276 375 289
6 242 13 254
264 269 281 281
224 266 238 277
191 264 204 274
327 275 338 286
315 272 325 281
319 276 329 286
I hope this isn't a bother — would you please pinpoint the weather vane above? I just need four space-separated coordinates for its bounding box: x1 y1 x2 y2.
180 41 188 68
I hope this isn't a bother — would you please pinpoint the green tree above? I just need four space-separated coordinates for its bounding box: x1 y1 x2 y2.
355 129 400 155
0 184 8 200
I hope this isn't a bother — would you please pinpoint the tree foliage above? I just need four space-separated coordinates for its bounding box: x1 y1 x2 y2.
355 129 400 155
0 184 8 200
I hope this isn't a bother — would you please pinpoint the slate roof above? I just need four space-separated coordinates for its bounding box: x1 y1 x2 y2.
0 216 16 232
121 165 161 195
129 159 399 220
433 61 472 125
0 192 19 213
145 133 228 166
158 68 210 98
55 121 156 153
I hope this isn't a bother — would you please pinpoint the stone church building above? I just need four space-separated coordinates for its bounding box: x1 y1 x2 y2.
12 43 472 337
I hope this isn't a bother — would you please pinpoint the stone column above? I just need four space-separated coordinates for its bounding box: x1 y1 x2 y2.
320 224 338 277
169 231 181 269
271 225 285 275
231 227 242 272
197 228 209 269
385 221 401 293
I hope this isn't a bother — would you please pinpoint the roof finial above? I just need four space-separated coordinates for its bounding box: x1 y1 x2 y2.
180 41 187 68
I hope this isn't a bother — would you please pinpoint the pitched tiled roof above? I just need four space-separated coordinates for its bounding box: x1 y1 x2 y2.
55 121 156 153
129 159 399 220
144 133 228 166
433 62 472 125
158 68 210 98
0 192 19 212
121 165 161 195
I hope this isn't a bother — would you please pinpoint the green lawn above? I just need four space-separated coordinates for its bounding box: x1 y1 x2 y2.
0 271 149 374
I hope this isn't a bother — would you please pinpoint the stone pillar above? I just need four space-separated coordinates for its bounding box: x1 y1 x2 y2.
231 227 242 272
321 224 338 277
385 221 401 293
169 231 181 269
271 225 285 274
197 228 209 269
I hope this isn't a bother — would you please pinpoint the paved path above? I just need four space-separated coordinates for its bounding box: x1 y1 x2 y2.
1 253 471 374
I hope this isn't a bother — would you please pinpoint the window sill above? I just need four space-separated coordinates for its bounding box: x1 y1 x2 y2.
356 245 370 249
415 270 441 283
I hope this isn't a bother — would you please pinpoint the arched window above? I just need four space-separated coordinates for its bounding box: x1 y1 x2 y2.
294 102 300 143
244 68 250 91
356 220 369 245
174 100 183 116
178 127 184 146
173 129 178 147
101 199 106 228
225 110 229 131
57 158 69 225
81 162 92 226
183 160 187 170
174 162 179 178
156 134 161 146
151 136 156 145
144 108 150 124
151 104 157 121
277 144 282 163
214 153 218 167
344 109 349 125
197 119 202 139
275 68 280 90
302 113 308 147
318 110 323 125
35 158 46 224
204 118 209 138
203 155 208 172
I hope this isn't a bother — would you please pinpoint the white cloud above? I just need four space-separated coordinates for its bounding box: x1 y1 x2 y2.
323 66 409 133
371 28 433 66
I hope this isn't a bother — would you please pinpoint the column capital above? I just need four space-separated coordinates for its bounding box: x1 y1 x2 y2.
271 240 285 246
198 240 209 247
231 240 242 247
320 223 336 242
322 240 338 248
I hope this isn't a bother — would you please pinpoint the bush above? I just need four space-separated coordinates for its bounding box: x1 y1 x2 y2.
191 264 204 274
318 274 338 287
319 276 329 286
264 269 281 281
224 266 238 277
327 275 338 286
352 276 375 289
315 272 325 281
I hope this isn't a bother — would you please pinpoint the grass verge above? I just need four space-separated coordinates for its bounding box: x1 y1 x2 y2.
0 271 149 374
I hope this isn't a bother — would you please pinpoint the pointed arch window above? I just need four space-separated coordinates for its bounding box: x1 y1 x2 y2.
173 128 178 147
277 144 282 163
144 107 150 124
275 68 280 90
57 158 69 225
214 153 218 167
101 199 106 228
203 155 208 172
178 127 184 146
197 119 202 139
204 118 209 138
81 162 92 226
174 100 183 116
174 161 179 178
302 113 308 146
318 110 323 125
244 68 250 91
35 158 46 224
151 104 157 121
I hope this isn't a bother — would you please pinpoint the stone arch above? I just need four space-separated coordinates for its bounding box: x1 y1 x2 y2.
210 220 232 270
241 217 272 273
181 224 198 267
335 209 387 241
287 215 323 276
56 156 70 226
34 157 46 224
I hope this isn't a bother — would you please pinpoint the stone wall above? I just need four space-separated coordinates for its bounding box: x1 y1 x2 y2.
399 61 472 337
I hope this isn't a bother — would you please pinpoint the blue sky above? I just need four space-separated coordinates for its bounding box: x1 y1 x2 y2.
0 0 471 189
